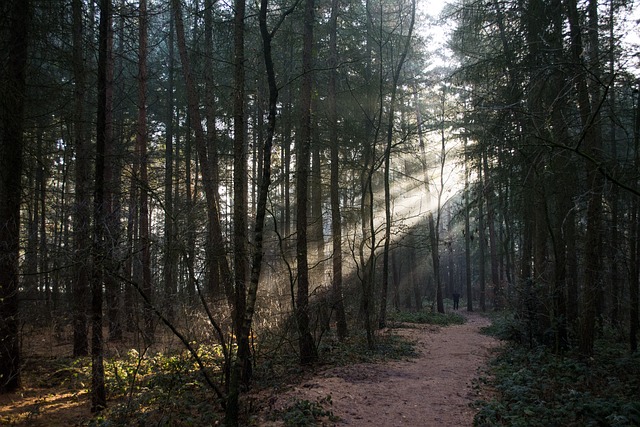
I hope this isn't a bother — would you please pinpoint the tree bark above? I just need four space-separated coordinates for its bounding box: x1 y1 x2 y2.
91 0 111 411
482 151 501 309
296 0 318 365
163 12 176 320
630 83 640 353
71 0 90 356
204 0 222 298
477 160 487 312
329 0 348 340
172 0 234 305
226 0 290 421
137 0 153 344
232 0 252 387
564 0 604 356
380 0 415 326
463 137 473 311
0 0 29 393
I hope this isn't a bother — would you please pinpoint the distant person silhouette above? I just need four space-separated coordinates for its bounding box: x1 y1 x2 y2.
452 291 460 310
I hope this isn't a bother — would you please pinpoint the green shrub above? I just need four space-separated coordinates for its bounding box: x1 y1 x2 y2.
474 339 640 427
276 396 339 426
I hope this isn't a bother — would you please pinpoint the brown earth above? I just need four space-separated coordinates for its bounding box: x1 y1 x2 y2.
258 310 500 427
0 311 499 426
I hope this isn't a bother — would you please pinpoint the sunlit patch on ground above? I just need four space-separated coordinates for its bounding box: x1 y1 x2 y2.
0 388 90 426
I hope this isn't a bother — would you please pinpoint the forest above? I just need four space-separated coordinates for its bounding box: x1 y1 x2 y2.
0 0 639 425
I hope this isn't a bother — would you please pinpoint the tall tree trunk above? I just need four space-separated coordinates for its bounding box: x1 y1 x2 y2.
565 0 604 355
124 153 138 332
630 83 640 353
226 0 288 421
328 0 347 340
36 133 50 315
137 0 153 343
296 0 318 365
184 108 197 301
91 0 111 411
164 13 176 320
0 0 29 393
483 151 501 309
25 168 38 299
435 89 448 314
282 65 293 245
547 0 570 350
607 0 619 326
410 244 422 310
359 0 377 350
311 105 323 262
477 160 487 312
416 80 440 314
380 0 415 327
204 0 222 297
172 0 233 305
463 137 473 311
232 0 251 387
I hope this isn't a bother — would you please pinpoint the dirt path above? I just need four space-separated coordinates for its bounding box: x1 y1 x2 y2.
261 311 499 426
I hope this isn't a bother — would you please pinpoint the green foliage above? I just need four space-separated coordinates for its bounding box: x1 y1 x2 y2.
29 357 91 389
473 340 640 427
274 396 339 426
92 345 225 426
478 311 523 341
387 310 466 326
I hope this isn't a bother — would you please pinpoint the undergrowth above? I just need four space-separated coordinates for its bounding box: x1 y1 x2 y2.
474 314 640 427
12 326 423 426
30 345 227 426
272 395 339 427
12 308 468 426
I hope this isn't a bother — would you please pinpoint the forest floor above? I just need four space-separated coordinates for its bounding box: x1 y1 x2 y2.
256 310 500 426
0 311 499 426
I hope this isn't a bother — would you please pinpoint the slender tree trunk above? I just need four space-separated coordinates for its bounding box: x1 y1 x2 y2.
359 0 377 350
483 151 501 309
380 0 415 327
607 0 619 326
225 0 288 421
311 105 323 262
184 108 196 301
282 74 292 244
232 0 251 386
296 0 318 365
37 134 50 315
25 168 38 299
204 0 222 297
463 137 473 311
417 83 441 314
391 246 400 310
137 0 153 344
477 161 487 312
164 14 176 320
91 0 111 411
565 0 603 355
428 213 443 312
0 0 29 393
630 84 640 353
72 0 91 357
410 245 422 310
328 0 347 340
172 0 233 305
124 152 138 332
